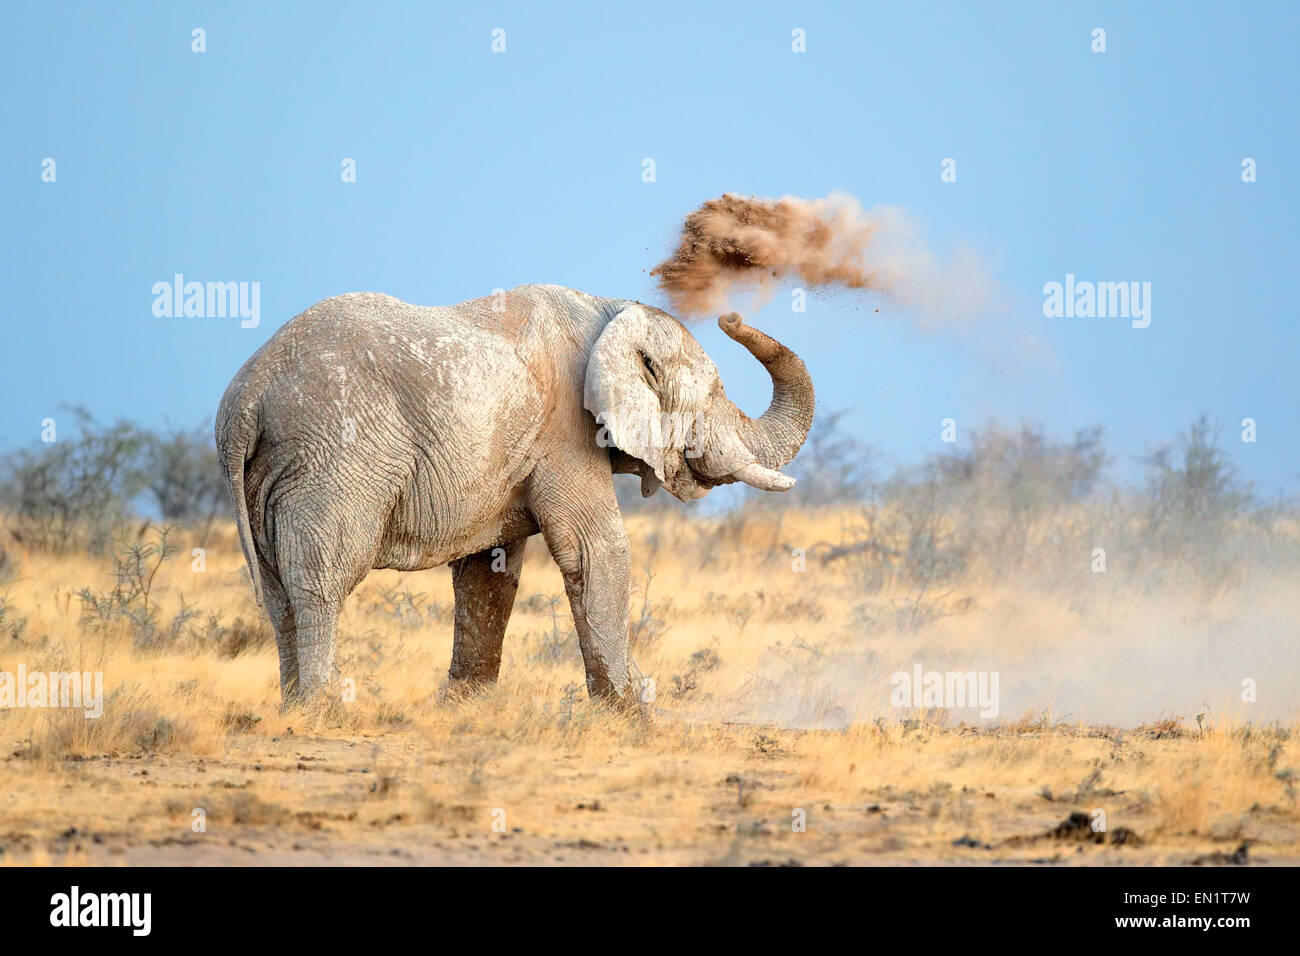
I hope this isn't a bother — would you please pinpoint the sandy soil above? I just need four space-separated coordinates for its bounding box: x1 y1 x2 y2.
5 717 1297 866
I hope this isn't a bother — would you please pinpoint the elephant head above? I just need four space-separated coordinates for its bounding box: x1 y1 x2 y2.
584 305 815 501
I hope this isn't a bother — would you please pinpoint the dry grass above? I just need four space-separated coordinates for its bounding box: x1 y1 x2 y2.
0 509 1296 865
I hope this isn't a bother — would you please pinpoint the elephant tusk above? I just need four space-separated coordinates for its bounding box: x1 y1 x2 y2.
731 461 796 492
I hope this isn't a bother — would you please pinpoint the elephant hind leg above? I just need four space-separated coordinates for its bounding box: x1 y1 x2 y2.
258 561 299 700
268 496 384 704
289 600 342 701
448 539 527 688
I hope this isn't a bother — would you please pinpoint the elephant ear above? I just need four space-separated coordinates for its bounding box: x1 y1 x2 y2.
584 308 667 482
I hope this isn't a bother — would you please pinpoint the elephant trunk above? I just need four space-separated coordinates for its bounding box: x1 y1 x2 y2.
717 313 815 471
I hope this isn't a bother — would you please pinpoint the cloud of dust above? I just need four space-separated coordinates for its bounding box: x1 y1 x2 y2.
724 575 1299 730
651 192 1000 329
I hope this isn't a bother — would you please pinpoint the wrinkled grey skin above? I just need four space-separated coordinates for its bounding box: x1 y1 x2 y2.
216 285 814 706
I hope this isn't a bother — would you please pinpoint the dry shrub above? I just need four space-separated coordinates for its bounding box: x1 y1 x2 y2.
212 616 274 659
1155 782 1211 836
23 685 195 758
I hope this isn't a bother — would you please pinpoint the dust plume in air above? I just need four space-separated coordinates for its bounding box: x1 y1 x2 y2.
651 192 999 328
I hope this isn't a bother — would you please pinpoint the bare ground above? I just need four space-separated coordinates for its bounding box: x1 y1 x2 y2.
4 716 1297 866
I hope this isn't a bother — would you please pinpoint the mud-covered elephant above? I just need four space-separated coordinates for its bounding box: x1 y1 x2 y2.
215 285 815 705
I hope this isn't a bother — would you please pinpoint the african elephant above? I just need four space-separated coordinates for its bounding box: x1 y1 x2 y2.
215 285 814 705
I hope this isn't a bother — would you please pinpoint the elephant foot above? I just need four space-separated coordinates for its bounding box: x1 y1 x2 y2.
278 665 337 714
278 668 301 707
278 682 330 712
587 671 652 719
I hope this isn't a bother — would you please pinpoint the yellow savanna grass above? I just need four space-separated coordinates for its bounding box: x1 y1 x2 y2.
0 507 1295 864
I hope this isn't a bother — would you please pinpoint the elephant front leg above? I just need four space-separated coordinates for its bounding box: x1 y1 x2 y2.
448 539 526 687
537 503 636 705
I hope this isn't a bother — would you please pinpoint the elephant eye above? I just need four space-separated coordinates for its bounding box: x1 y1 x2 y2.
641 353 658 381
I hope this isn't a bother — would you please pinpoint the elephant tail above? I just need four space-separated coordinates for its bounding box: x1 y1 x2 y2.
218 401 265 608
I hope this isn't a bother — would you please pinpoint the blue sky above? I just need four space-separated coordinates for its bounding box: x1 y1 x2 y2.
3 1 1297 498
